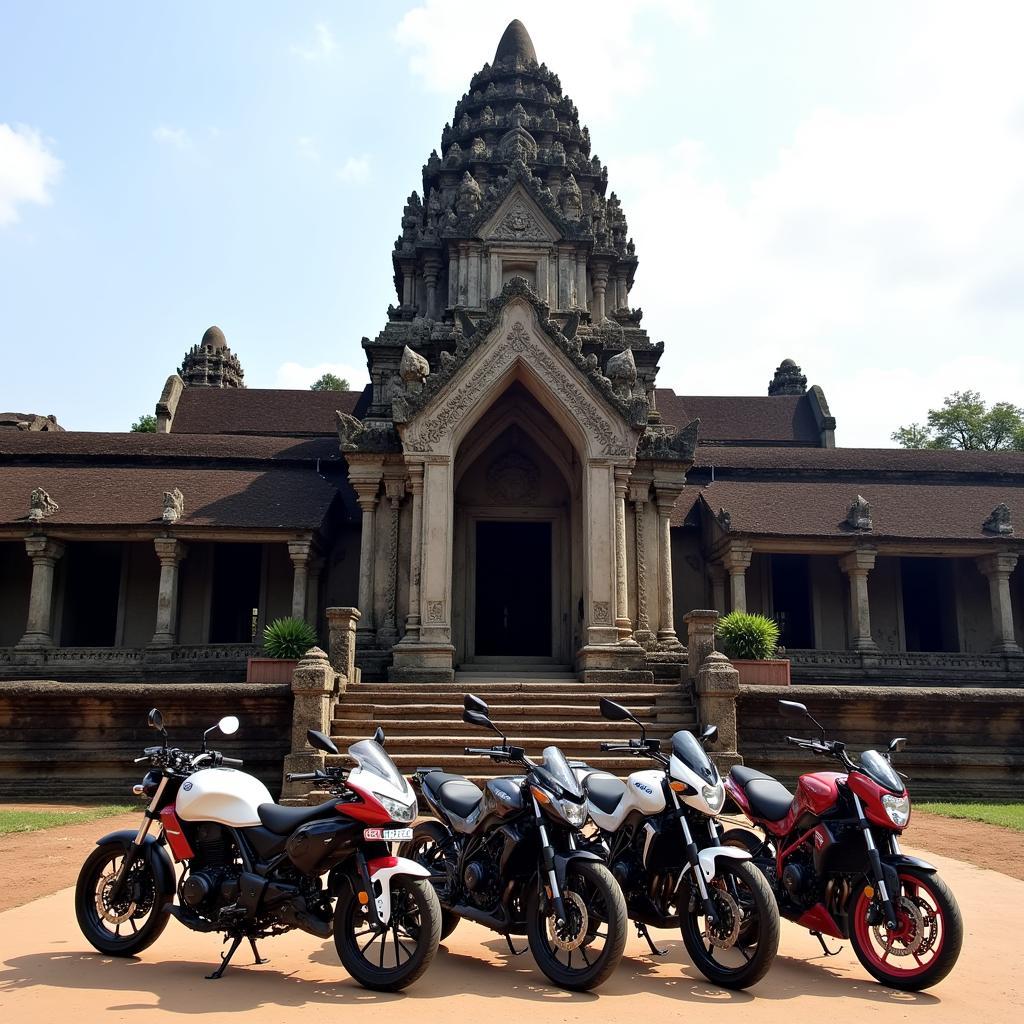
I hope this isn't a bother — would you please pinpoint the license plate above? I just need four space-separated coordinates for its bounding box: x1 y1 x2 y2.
363 827 413 842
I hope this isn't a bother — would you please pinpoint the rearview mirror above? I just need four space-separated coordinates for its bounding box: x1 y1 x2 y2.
217 715 239 736
147 708 164 731
779 700 808 717
464 693 489 716
700 724 719 747
889 737 907 754
307 729 340 755
373 726 386 747
600 698 632 722
463 708 492 730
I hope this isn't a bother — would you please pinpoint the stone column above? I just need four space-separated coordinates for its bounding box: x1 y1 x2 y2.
709 563 727 613
326 606 361 689
288 540 313 622
684 608 719 681
377 476 406 648
591 265 609 322
280 647 338 804
976 552 1022 655
695 651 742 769
17 537 65 647
613 469 635 643
150 538 186 646
401 465 425 643
575 252 588 311
839 548 879 652
557 245 574 309
615 270 628 312
306 557 324 635
467 242 482 307
629 482 655 647
447 251 458 307
722 541 753 613
352 481 380 647
655 488 682 648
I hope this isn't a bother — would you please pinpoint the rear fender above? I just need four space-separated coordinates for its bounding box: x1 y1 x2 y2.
680 844 751 886
368 855 430 925
95 829 176 899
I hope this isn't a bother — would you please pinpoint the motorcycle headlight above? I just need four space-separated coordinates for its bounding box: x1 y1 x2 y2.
561 799 587 827
882 793 911 827
380 795 416 823
702 782 726 815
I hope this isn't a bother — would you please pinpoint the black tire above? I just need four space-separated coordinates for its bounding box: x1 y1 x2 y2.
680 858 780 989
333 875 441 991
401 820 461 940
526 860 627 991
75 843 171 957
848 866 963 991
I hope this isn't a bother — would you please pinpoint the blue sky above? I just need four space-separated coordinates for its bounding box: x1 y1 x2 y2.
2 1 1022 445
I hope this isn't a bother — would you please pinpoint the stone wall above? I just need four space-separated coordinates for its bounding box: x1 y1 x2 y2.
0 680 291 802
738 683 1024 798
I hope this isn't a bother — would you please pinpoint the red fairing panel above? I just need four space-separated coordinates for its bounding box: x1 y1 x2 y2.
796 902 845 940
795 772 845 818
159 805 195 862
335 781 393 826
724 776 752 817
847 771 906 830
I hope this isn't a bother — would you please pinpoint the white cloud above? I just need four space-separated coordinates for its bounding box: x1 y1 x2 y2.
337 155 371 185
291 23 336 62
275 360 367 390
152 125 192 150
395 0 707 120
0 123 61 227
297 135 319 161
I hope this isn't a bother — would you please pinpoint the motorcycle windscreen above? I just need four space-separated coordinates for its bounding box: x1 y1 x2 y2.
857 749 903 793
347 739 406 790
670 730 718 784
540 745 583 799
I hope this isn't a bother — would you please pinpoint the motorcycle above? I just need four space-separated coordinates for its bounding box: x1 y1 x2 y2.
401 693 628 991
721 698 963 991
75 708 441 990
572 698 780 989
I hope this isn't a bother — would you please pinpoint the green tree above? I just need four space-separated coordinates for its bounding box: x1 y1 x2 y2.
892 391 1024 451
131 413 157 433
310 372 350 391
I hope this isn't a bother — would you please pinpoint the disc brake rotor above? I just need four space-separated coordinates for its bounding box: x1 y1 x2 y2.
873 895 925 956
546 890 589 951
96 867 138 924
703 889 741 949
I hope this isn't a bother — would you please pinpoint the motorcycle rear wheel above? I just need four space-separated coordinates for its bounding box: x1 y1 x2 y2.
75 843 171 956
402 820 461 940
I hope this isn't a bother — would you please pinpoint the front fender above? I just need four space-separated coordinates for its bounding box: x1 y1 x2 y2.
94 829 176 899
368 855 431 925
552 849 604 890
883 853 937 874
680 844 751 885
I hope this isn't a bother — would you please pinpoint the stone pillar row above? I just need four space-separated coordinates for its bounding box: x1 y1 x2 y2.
977 551 1022 655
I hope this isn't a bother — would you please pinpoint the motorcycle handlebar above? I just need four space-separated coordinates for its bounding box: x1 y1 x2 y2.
287 771 321 781
464 746 512 760
221 756 243 766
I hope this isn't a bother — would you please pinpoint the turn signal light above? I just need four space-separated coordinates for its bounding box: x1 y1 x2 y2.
669 781 689 793
357 891 370 905
531 786 551 805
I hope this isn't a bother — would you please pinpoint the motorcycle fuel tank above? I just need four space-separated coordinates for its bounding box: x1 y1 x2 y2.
175 768 273 828
794 771 845 820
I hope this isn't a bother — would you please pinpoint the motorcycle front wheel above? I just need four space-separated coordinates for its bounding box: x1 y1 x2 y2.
333 876 441 991
75 843 171 956
526 860 627 991
679 858 780 989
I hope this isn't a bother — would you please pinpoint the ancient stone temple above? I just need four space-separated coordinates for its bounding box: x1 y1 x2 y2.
0 22 1022 797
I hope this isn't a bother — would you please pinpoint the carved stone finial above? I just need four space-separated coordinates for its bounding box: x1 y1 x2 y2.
716 507 732 532
846 495 873 531
399 345 430 394
605 346 637 400
335 411 365 451
558 174 583 221
768 357 808 396
161 488 184 524
456 171 482 219
983 503 1013 536
28 487 58 522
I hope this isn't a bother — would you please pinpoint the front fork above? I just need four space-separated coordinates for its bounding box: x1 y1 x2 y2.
852 792 900 929
110 777 164 901
670 790 720 927
533 795 567 927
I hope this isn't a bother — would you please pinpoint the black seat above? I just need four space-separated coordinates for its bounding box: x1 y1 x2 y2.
585 773 627 815
728 766 794 822
421 771 484 820
257 797 339 835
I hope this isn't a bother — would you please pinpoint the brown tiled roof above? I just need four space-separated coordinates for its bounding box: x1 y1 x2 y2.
655 390 822 446
169 387 367 436
0 465 341 529
691 479 1023 541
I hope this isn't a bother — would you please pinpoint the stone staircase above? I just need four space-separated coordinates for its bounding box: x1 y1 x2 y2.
326 674 697 785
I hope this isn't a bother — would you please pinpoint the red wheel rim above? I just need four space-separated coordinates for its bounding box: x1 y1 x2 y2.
853 872 946 980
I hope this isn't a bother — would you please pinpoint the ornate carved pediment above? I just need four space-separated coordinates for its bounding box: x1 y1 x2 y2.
480 186 559 244
636 419 700 464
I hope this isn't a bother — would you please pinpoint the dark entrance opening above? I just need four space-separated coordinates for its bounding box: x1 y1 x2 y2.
475 521 551 657
61 542 122 646
210 543 262 644
771 554 815 649
901 557 958 652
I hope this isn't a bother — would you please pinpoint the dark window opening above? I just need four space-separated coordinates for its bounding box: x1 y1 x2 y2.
475 521 551 657
61 543 122 646
900 558 958 652
210 543 262 644
771 554 815 649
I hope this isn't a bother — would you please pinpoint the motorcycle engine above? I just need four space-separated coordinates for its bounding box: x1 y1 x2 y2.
462 834 502 909
781 848 819 908
180 822 241 916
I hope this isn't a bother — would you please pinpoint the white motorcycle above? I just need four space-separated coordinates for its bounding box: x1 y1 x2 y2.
75 708 441 990
572 699 781 989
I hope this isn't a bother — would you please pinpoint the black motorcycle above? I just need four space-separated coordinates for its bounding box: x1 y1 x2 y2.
402 694 628 990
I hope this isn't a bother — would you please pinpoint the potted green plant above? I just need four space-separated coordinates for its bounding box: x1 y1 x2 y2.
246 617 317 683
715 611 791 685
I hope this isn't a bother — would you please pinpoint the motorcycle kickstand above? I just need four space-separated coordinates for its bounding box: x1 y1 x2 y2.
503 934 528 956
637 923 668 957
206 935 244 980
249 937 269 966
809 930 842 957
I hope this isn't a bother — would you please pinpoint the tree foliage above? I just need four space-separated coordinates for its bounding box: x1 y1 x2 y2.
310 372 350 391
131 414 157 433
892 390 1024 451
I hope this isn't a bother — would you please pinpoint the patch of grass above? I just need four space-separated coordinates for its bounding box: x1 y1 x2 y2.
916 802 1024 832
0 805 137 835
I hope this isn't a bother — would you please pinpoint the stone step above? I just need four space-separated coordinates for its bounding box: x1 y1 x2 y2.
329 734 684 755
333 702 666 720
354 681 681 694
346 688 682 705
333 717 694 735
327 752 651 776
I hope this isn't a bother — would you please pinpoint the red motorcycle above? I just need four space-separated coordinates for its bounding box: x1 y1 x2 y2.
721 699 962 990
